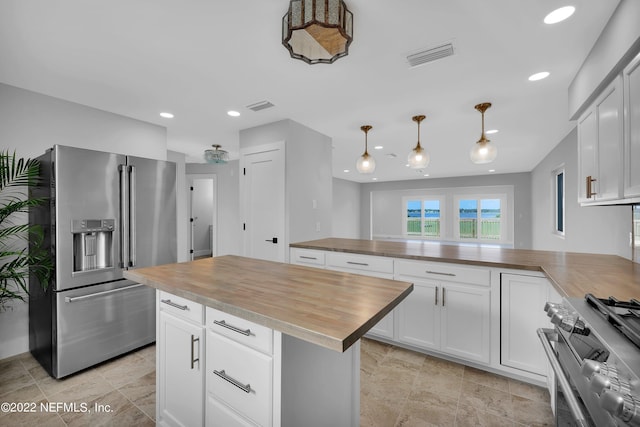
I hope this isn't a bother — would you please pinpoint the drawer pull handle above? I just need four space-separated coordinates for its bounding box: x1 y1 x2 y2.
213 369 252 394
190 335 199 369
434 286 438 306
425 270 456 277
300 256 318 260
214 320 251 336
161 299 189 311
347 261 369 266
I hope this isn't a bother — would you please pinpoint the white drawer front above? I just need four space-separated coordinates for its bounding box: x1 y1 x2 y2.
207 332 273 427
206 307 273 355
206 395 255 427
395 259 490 286
158 290 204 323
326 252 394 274
290 248 326 266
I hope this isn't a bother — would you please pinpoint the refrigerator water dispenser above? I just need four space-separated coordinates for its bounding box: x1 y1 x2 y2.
72 219 114 272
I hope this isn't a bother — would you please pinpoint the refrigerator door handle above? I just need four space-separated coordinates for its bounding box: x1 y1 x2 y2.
64 283 145 303
129 165 136 268
119 164 129 268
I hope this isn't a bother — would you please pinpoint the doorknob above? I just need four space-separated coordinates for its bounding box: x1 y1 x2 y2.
265 237 278 244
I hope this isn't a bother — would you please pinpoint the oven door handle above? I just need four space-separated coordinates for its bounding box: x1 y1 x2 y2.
537 328 590 427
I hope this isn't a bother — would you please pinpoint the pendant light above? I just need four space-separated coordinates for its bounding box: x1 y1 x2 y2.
407 115 429 169
204 144 229 164
470 103 497 164
356 125 375 174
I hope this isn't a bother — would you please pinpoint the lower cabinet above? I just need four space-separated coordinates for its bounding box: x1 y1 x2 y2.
395 260 491 364
157 292 205 427
500 273 562 376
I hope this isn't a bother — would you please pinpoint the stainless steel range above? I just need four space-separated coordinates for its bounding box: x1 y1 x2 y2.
539 294 640 426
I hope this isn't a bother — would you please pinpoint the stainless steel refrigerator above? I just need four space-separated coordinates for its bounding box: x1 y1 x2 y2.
29 145 176 378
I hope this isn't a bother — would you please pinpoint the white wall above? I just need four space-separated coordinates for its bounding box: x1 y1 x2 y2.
0 83 172 359
332 178 361 238
360 173 533 249
531 127 631 257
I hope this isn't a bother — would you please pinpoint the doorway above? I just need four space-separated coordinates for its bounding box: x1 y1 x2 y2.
187 174 217 261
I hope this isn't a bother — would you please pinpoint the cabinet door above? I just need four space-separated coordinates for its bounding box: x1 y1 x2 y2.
158 311 204 427
396 278 440 351
596 76 624 201
501 274 562 376
624 53 640 197
439 283 490 363
577 108 598 202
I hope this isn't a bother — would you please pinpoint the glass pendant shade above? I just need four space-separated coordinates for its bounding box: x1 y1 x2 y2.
470 103 497 164
408 115 429 169
356 125 375 174
204 144 229 164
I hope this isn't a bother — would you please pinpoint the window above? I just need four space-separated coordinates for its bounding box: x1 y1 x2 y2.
553 167 565 236
457 197 502 241
403 197 444 239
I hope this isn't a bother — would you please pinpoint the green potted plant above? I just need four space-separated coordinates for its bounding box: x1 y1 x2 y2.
0 150 52 310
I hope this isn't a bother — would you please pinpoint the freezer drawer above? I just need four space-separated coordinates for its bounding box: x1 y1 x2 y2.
54 280 155 378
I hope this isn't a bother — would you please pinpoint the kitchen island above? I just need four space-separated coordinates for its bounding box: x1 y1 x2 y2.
123 255 413 427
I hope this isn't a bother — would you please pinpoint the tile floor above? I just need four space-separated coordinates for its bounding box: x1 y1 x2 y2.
0 339 554 426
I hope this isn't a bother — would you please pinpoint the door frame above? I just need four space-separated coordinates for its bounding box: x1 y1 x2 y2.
186 173 217 260
239 141 286 261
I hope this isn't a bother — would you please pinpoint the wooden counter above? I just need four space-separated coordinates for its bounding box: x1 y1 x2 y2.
123 254 413 352
290 238 640 300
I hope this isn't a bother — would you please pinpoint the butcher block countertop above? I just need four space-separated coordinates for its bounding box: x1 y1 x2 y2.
123 255 413 352
290 238 640 301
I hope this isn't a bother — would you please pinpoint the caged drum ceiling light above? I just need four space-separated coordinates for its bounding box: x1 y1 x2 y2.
282 0 353 64
204 144 229 164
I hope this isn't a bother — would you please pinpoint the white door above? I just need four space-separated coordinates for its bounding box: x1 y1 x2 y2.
241 143 285 262
187 175 217 260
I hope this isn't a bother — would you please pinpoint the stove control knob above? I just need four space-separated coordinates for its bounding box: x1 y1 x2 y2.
600 390 640 426
582 360 618 379
590 373 632 396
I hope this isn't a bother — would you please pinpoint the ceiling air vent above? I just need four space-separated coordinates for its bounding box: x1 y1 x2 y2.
246 100 275 112
407 42 455 68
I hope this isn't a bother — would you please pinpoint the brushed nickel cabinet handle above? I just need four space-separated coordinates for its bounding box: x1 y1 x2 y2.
426 270 456 277
442 287 446 307
434 286 438 306
214 320 251 336
347 261 369 266
300 256 318 260
586 175 597 199
190 335 199 369
161 299 189 311
213 369 252 393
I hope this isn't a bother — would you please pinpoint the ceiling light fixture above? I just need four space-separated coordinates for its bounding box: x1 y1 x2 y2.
227 110 240 117
407 115 429 169
529 71 550 81
544 6 575 24
356 125 375 174
282 0 353 64
160 112 174 118
204 144 229 164
470 103 497 164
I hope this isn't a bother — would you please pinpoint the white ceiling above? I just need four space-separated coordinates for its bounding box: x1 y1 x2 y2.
0 0 620 183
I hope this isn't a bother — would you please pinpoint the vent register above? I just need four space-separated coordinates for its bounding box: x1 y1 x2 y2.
407 42 455 68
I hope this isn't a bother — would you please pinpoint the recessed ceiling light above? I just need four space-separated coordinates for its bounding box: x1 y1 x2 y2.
160 112 174 118
544 6 575 24
374 145 383 150
227 110 240 117
372 177 378 181
529 71 550 81
489 169 496 173
343 169 350 173
486 129 499 135
423 174 430 177
405 164 410 167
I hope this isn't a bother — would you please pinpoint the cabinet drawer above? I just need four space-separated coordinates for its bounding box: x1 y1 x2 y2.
206 307 273 355
158 290 204 323
395 259 490 286
207 395 255 427
207 332 273 427
290 248 326 267
326 252 394 274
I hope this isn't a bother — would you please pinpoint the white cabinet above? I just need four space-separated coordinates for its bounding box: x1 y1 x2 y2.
395 260 491 364
577 75 624 204
157 291 205 427
289 248 326 268
500 273 562 376
325 252 395 339
624 52 640 198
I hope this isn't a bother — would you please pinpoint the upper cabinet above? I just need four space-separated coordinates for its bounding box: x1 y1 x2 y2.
577 75 624 204
624 53 640 198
